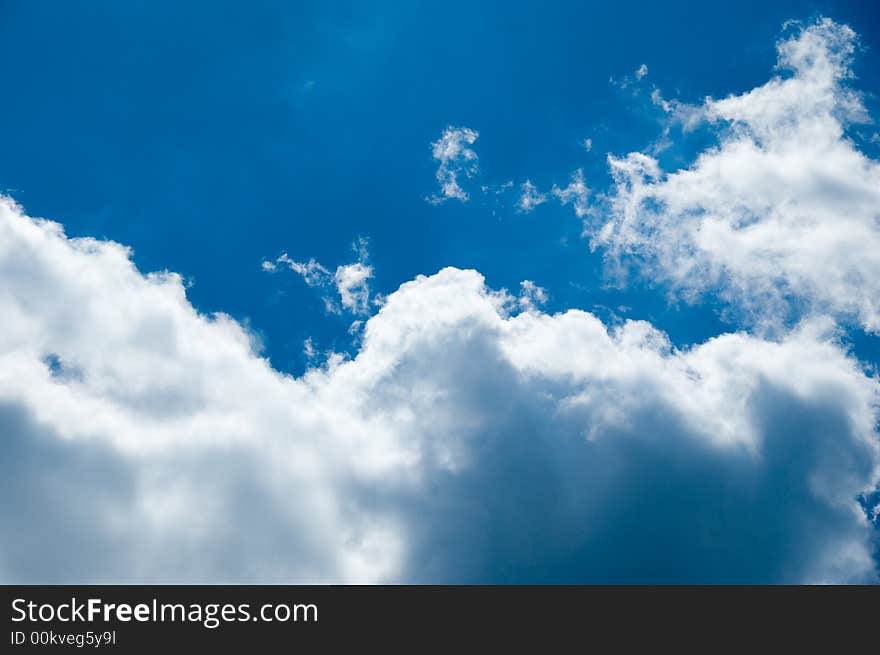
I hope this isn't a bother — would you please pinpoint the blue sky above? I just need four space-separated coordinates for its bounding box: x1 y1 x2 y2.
2 0 877 373
2 2 880 582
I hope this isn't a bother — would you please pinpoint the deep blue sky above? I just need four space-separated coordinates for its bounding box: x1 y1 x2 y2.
2 0 878 373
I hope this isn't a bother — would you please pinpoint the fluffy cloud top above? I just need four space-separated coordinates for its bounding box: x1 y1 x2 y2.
427 126 480 204
1 196 878 583
594 19 880 333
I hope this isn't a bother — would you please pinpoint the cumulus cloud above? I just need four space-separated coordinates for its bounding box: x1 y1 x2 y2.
1 197 878 583
517 180 547 213
594 18 880 333
427 126 480 204
265 239 374 315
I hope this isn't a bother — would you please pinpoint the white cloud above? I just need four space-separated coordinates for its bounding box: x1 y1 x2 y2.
427 126 479 204
335 262 373 314
651 88 672 112
517 180 547 213
611 64 649 91
552 168 591 218
1 197 878 583
517 280 548 310
583 138 593 152
595 18 880 333
265 240 373 315
275 254 332 287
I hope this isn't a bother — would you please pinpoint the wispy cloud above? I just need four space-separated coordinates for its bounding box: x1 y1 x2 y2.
516 180 547 213
596 18 880 333
264 238 374 315
517 280 548 310
552 168 591 218
426 126 479 204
